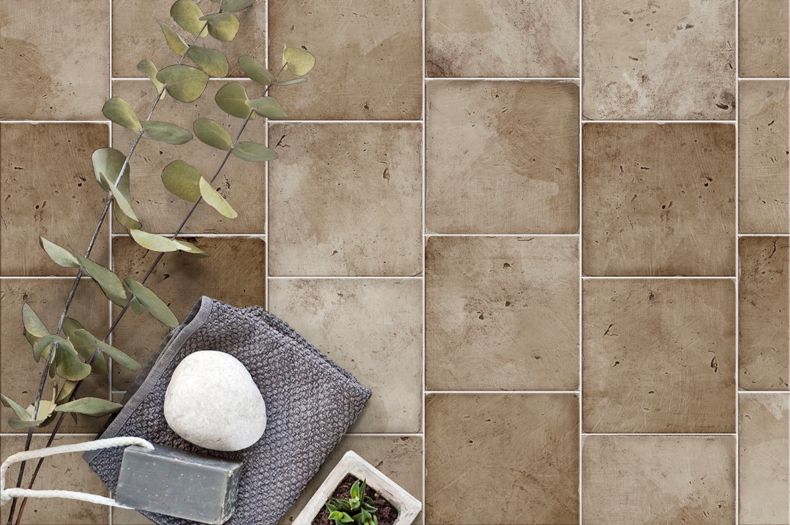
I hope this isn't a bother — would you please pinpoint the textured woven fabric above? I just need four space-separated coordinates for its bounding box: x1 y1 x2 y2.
84 297 371 525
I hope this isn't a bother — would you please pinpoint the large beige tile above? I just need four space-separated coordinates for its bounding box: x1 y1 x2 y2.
1 124 110 276
111 236 265 389
583 279 736 433
268 124 422 276
268 0 422 119
583 123 736 276
268 279 422 433
0 0 109 119
582 0 735 119
583 435 735 525
427 80 579 234
425 394 578 524
739 0 790 77
426 236 578 390
111 80 265 235
739 237 789 390
426 0 579 77
739 80 789 233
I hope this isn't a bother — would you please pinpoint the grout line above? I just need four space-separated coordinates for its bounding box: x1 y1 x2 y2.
424 76 580 81
108 0 115 516
583 119 737 124
578 0 584 519
264 0 270 311
0 276 93 280
421 0 428 516
426 232 578 237
111 232 266 238
267 275 423 280
738 390 790 394
734 3 741 521
581 432 738 437
270 119 424 124
425 390 580 395
738 232 790 236
738 76 790 80
582 275 736 280
0 120 110 124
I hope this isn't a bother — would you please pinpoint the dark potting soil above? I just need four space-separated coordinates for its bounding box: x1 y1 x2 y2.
312 475 399 525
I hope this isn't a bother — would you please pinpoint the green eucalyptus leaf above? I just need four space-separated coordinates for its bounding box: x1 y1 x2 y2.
142 121 193 145
76 255 128 306
200 13 239 42
39 237 80 268
22 303 49 342
62 317 83 339
248 96 287 119
67 328 108 375
186 46 229 77
170 0 208 36
92 148 129 191
160 22 189 56
33 334 70 362
173 239 208 256
54 341 92 381
283 46 316 76
56 381 78 403
123 278 179 328
1 394 32 421
232 141 277 162
215 82 250 118
102 97 142 132
55 397 123 417
71 328 140 371
238 55 273 85
129 229 181 253
199 178 237 218
137 59 167 98
220 0 254 12
98 172 140 226
193 118 232 150
26 400 56 422
157 65 209 103
161 160 202 202
275 77 307 86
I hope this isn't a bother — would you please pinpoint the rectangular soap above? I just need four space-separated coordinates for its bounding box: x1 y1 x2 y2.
115 444 242 525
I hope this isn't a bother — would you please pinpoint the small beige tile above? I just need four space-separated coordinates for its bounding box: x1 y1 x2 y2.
1 124 110 276
427 80 579 234
268 279 422 433
112 508 153 525
268 0 422 119
426 236 578 390
278 435 423 524
0 0 109 119
583 435 735 525
582 0 735 119
268 124 422 276
583 123 736 276
0 435 110 524
740 394 790 525
111 81 266 235
0 279 110 433
739 80 790 233
739 0 790 77
112 0 265 78
583 279 736 433
739 237 789 390
111 237 265 389
426 0 579 77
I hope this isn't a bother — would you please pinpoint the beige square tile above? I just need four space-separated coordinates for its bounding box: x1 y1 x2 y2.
583 279 736 433
111 81 266 235
582 0 735 119
111 236 265 389
0 435 110 524
582 124 736 276
583 435 735 525
0 0 109 119
112 0 265 78
425 394 578 525
426 236 578 390
426 80 579 234
279 435 423 524
739 80 789 233
268 279 422 433
740 394 790 525
425 0 579 77
1 124 110 276
268 124 422 276
268 0 422 119
0 279 110 433
740 237 789 390
739 0 790 77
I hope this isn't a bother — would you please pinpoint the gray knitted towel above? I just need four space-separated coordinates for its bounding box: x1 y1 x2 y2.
84 296 371 525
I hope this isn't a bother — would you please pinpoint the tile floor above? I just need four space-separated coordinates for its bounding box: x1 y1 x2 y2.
0 0 788 524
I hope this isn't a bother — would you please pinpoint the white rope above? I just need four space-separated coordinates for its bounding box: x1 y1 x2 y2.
0 436 154 508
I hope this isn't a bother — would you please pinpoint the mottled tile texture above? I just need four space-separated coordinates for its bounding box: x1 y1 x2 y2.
739 0 790 77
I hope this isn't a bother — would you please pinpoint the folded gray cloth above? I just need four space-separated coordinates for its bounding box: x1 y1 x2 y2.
84 297 371 525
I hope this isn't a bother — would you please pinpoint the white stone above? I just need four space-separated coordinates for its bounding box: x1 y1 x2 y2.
164 351 267 452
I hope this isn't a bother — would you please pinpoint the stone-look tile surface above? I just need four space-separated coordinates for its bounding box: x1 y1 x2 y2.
427 81 579 234
583 279 736 433
112 0 265 78
739 0 790 77
268 124 422 276
0 435 109 524
740 394 790 525
111 237 265 389
1 124 110 276
425 0 579 78
425 394 578 525
739 80 789 233
268 0 422 120
426 236 578 390
279 436 423 524
268 279 422 433
111 81 265 234
0 0 109 120
582 0 735 120
0 280 110 433
583 124 736 276
582 436 736 525
739 237 789 390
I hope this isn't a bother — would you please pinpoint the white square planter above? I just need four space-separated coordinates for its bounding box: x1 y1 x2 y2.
294 451 421 525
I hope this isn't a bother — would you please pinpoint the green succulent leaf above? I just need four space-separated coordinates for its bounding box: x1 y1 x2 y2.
200 12 239 42
186 46 229 77
283 46 316 76
161 160 202 202
55 342 92 381
22 303 50 344
238 55 273 85
170 0 208 36
193 118 232 150
123 278 179 328
76 255 128 306
157 65 209 103
232 141 277 162
98 172 140 227
55 397 123 417
160 22 189 56
102 97 142 132
1 394 32 421
248 96 287 119
199 178 238 218
142 121 193 145
220 0 254 12
137 59 167 98
215 82 251 118
71 328 140 371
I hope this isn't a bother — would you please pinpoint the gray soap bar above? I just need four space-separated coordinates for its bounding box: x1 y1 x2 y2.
115 445 242 525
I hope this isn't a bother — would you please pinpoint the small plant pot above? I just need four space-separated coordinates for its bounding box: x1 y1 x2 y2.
294 450 422 525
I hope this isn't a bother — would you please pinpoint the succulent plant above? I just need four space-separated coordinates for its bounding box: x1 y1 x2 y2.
326 479 380 525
